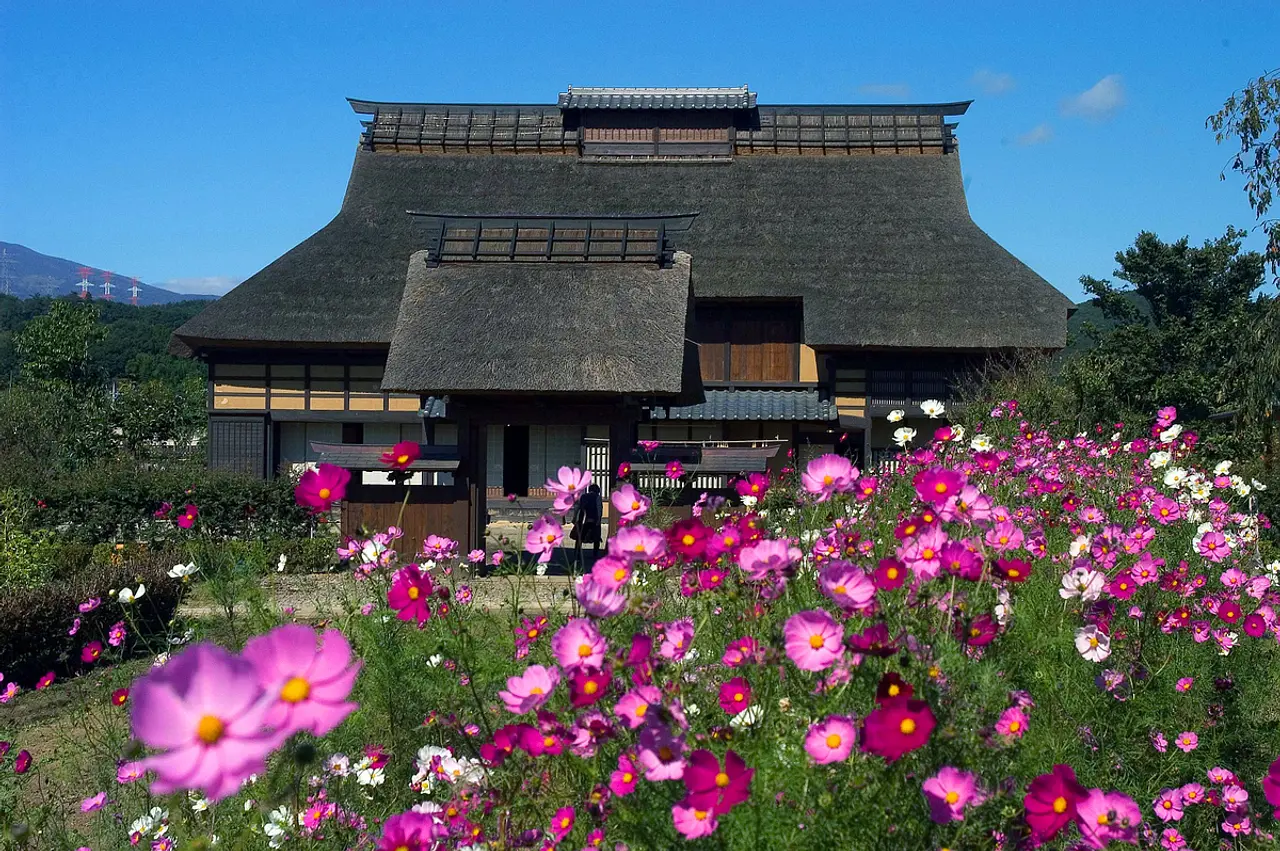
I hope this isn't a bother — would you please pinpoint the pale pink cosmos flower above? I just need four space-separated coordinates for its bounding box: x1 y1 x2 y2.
116 761 145 784
1160 827 1186 850
1074 625 1111 663
590 556 632 590
1222 816 1252 835
551 618 607 670
659 619 695 661
130 643 282 801
68 618 81 636
671 801 718 839
1076 788 1142 849
497 664 560 715
614 685 662 729
1222 784 1249 812
80 792 107 812
0 682 16 703
783 610 844 672
608 524 667 562
576 575 627 618
546 466 591 514
241 625 361 739
800 453 856 501
78 598 101 613
737 538 802 583
1153 788 1183 822
921 766 979 823
525 515 564 563
817 561 876 612
636 721 686 781
1179 782 1204 804
610 483 650 523
804 716 856 765
1174 732 1198 753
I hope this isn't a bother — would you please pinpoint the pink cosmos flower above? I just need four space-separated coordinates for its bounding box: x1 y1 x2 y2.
737 538 802 583
36 671 54 690
546 466 591 514
379 441 420 470
175 503 199 529
295 463 350 513
568 666 612 707
108 621 127 647
549 806 575 842
1179 782 1204 805
387 564 435 627
376 810 447 850
525 515 563 564
801 453 856 501
78 597 100 614
1175 677 1193 692
717 677 752 716
551 618 607 670
665 459 685 479
995 706 1028 739
14 750 31 774
1075 788 1142 849
671 802 718 839
914 467 966 505
614 685 662 728
80 792 107 812
68 618 81 636
817 561 876 612
636 721 686 781
804 716 856 764
81 641 104 664
1174 731 1198 753
1263 757 1280 817
922 766 979 823
576 575 627 618
782 610 844 671
1222 816 1252 836
1196 530 1229 562
608 524 667 562
1024 765 1088 840
721 636 761 668
682 749 752 814
130 642 282 801
611 752 640 796
590 556 632 590
862 697 936 762
1222 783 1249 812
1161 827 1186 850
116 761 145 783
1153 788 1183 822
610 483 650 523
241 625 361 738
659 618 695 661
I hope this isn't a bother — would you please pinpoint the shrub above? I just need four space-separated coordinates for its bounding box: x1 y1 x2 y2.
0 550 184 684
0 488 60 589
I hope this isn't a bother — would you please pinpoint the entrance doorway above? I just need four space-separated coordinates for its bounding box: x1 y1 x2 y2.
502 425 529 496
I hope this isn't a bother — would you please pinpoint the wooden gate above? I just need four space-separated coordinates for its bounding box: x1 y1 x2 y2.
341 483 473 556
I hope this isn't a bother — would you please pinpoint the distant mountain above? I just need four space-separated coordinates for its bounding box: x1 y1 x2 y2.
1065 291 1151 354
0 242 218 305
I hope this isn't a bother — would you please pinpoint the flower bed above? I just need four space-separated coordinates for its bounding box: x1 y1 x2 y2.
3 405 1280 850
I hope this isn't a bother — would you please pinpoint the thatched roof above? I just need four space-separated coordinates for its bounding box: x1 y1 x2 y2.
382 251 692 394
172 113 1070 357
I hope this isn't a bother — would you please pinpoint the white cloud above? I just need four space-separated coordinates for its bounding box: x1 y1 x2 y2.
858 83 912 99
971 69 1016 96
162 275 242 296
1015 123 1054 146
1060 75 1126 121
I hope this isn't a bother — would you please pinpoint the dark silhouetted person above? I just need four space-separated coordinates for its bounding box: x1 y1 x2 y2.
572 483 603 560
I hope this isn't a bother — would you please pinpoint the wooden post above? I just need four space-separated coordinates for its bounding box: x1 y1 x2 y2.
609 407 639 488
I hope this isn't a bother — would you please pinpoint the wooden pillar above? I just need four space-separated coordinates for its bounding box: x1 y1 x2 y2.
608 408 639 487
453 401 487 553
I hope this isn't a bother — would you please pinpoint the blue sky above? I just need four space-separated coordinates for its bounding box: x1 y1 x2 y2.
1 1 1276 299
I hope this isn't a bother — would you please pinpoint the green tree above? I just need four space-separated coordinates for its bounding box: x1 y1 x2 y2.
14 299 106 389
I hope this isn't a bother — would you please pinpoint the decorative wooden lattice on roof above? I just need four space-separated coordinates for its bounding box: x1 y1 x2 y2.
349 98 969 156
558 86 757 110
409 213 697 266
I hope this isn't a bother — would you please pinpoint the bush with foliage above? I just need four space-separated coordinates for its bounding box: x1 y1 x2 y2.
4 403 1280 850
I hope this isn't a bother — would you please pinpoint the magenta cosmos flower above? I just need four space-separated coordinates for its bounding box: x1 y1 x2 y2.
637 721 686 781
130 643 282 801
818 561 876 612
914 466 966 506
1024 765 1088 840
922 766 979 823
387 564 434 627
682 749 753 814
610 483 650 523
717 677 752 716
783 610 844 671
995 706 1028 739
376 810 447 850
551 618 607 670
14 749 32 774
525 515 563 564
81 641 104 664
549 806 575 842
672 802 719 839
240 624 361 738
1075 789 1142 849
175 503 199 529
379 440 420 470
295 463 350 513
862 697 935 762
801 453 855 501
614 685 662 728
804 716 856 764
1263 757 1280 817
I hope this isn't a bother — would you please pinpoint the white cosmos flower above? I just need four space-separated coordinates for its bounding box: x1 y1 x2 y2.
1148 451 1171 469
1252 478 1267 491
326 754 351 776
740 494 758 507
887 409 905 423
1189 482 1212 502
168 562 199 580
1074 625 1111 663
356 766 385 787
970 434 993 452
1233 481 1252 497
1163 468 1188 488
1215 460 1233 475
118 584 146 604
1060 567 1104 602
190 796 210 813
277 554 288 573
920 399 945 418
1069 535 1091 558
1110 432 1121 442
948 424 966 441
1159 423 1183 443
892 427 917 447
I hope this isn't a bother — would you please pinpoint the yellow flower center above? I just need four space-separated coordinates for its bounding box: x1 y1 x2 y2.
545 533 556 543
751 484 759 492
734 692 744 702
694 810 709 822
318 487 331 499
622 772 633 782
1088 637 1099 648
934 482 948 494
833 584 846 595
904 525 916 536
280 676 311 703
635 704 647 717
825 733 842 748
945 791 959 804
714 772 730 788
724 536 735 546
577 643 593 657
823 475 833 485
614 568 627 581
528 629 539 638
1096 812 1109 825
1054 796 1069 814
634 543 645 552
567 484 576 491
530 686 544 695
888 684 900 697
544 736 556 747
1008 721 1021 732
396 454 410 465
196 715 225 745
899 718 917 735
808 634 825 649
583 680 598 695
922 548 935 560
561 817 571 828
1007 568 1020 578
408 586 420 600
682 534 695 546
658 746 674 761
1162 801 1172 809
887 567 899 580
631 501 641 510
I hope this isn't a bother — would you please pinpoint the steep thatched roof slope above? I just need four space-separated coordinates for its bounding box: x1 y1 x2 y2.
173 145 1070 355
382 251 691 394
